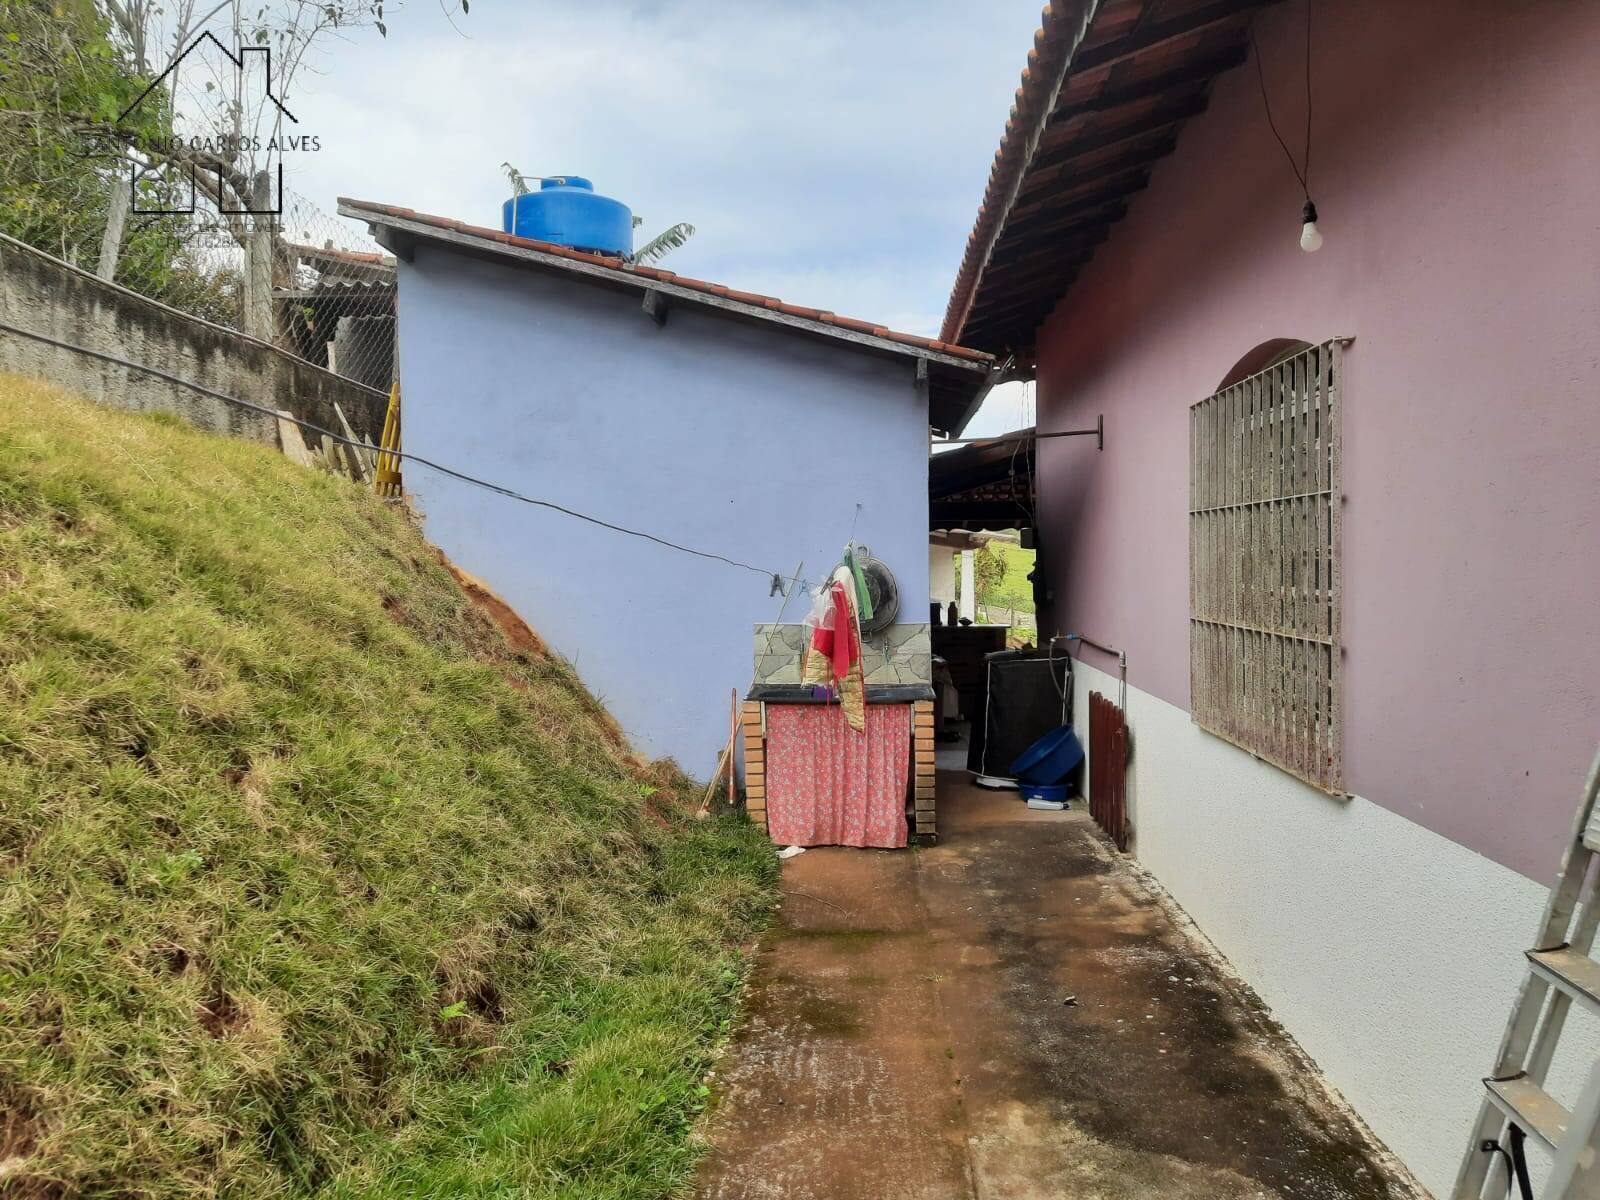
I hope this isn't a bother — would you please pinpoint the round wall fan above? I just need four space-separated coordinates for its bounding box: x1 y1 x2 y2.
853 547 900 636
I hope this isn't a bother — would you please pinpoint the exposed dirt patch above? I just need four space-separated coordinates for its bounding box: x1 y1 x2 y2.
441 562 550 663
155 942 192 976
220 747 252 788
0 1083 67 1199
198 978 245 1039
0 1084 43 1161
437 556 648 765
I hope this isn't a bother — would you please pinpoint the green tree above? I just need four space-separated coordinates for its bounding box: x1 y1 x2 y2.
0 0 214 306
0 1 146 265
973 544 1007 604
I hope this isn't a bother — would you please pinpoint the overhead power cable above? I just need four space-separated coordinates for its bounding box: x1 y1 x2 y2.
0 320 823 592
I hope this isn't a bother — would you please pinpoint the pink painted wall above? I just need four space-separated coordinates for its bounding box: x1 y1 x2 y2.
1033 0 1600 879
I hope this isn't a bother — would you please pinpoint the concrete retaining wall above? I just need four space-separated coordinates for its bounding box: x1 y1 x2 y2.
0 233 387 445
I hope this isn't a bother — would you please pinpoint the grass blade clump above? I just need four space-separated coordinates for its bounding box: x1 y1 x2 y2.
0 375 776 1198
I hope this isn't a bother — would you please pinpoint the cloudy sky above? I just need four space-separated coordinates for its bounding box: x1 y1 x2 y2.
276 0 1043 437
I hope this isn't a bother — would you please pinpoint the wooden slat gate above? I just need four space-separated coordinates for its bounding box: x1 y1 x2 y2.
1089 691 1129 851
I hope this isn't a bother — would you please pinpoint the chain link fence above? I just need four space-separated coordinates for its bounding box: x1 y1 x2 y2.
124 187 396 391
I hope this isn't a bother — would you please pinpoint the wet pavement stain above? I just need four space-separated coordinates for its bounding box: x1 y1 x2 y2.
695 776 1427 1200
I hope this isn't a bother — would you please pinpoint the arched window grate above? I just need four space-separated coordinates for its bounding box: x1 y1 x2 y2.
1189 338 1345 793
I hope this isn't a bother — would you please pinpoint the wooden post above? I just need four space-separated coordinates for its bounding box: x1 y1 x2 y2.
726 689 737 811
332 401 371 482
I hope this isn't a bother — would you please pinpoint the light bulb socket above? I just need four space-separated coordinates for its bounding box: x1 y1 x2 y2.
1301 198 1319 225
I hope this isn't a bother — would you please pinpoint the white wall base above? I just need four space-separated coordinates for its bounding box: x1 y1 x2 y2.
1070 660 1600 1197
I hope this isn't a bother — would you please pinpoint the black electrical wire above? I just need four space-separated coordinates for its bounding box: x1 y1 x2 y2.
1302 0 1313 197
1250 0 1314 200
0 319 823 592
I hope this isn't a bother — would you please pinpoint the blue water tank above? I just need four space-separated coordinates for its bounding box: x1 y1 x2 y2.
501 176 632 256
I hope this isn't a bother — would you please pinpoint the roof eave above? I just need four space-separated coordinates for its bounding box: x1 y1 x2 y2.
942 0 1279 354
942 0 1102 347
339 201 993 383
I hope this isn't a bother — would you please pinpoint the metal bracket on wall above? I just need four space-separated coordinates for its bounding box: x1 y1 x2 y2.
931 413 1103 451
1035 413 1103 450
641 289 669 327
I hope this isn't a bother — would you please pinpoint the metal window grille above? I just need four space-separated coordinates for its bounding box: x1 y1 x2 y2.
1189 339 1344 793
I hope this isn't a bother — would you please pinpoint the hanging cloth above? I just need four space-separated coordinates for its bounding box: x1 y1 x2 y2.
801 575 866 732
830 566 866 731
804 580 859 680
845 544 874 624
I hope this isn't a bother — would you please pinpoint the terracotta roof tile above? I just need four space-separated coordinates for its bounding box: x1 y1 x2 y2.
339 197 992 365
940 2 1092 344
285 241 394 268
945 1 1264 347
828 316 876 333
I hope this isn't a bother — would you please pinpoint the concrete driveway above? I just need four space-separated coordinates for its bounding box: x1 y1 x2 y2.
694 773 1425 1200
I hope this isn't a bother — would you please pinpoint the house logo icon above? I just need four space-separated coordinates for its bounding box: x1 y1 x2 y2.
116 31 310 217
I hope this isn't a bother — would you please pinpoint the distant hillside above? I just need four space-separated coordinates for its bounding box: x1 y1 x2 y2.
0 375 775 1199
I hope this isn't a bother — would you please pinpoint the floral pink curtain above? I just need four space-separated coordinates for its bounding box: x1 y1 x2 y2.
764 704 910 848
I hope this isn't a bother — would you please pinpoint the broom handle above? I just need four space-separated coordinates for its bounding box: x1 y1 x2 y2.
727 688 738 809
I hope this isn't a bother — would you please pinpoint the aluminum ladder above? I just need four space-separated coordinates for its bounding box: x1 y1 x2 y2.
1453 748 1600 1199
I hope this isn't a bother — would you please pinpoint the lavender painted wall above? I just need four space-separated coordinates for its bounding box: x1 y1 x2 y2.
1033 0 1599 878
394 245 929 775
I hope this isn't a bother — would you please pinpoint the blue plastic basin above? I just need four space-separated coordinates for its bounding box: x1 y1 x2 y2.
1020 782 1069 803
1010 725 1084 785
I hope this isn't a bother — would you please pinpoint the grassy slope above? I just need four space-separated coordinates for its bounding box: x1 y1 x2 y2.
0 376 776 1199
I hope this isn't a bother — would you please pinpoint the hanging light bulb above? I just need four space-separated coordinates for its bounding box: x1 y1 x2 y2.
1299 198 1323 252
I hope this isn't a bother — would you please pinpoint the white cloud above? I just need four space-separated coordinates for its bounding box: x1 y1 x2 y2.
272 0 1044 336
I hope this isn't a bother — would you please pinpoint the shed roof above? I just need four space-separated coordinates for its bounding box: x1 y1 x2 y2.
929 433 1036 531
338 198 995 433
285 241 395 276
942 0 1278 356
